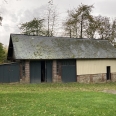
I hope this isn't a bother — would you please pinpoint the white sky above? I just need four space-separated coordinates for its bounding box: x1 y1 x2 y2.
0 0 116 46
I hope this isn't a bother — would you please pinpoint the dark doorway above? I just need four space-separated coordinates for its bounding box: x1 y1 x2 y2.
41 61 46 82
30 60 52 83
107 66 111 80
46 61 52 82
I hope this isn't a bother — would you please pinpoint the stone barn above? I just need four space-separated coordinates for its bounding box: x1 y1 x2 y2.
7 34 116 83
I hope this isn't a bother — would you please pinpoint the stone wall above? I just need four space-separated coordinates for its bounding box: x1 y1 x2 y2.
20 60 30 83
19 60 116 84
52 60 61 82
25 61 30 83
111 73 116 82
77 73 116 83
77 73 107 83
20 60 62 83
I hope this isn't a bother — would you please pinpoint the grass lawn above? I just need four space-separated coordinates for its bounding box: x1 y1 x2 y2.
0 82 116 116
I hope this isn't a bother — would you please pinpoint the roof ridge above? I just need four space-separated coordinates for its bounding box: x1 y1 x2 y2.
10 33 108 41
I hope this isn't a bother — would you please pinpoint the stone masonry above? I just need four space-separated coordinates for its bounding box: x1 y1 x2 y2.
20 61 30 83
111 73 116 82
77 73 107 83
52 60 61 82
24 61 30 83
77 73 116 83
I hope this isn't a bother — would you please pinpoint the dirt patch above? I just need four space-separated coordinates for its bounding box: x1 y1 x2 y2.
102 90 116 94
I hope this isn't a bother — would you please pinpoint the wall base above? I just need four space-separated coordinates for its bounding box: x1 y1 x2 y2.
77 73 106 83
111 73 116 82
77 73 116 83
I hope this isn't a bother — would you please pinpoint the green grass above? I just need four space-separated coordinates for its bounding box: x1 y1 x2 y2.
0 82 116 116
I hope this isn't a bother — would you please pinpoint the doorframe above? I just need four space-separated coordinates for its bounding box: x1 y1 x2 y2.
41 60 52 83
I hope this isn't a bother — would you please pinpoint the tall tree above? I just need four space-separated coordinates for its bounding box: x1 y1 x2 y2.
46 0 58 36
0 16 3 26
108 18 116 45
0 43 5 63
95 15 111 39
76 4 94 38
19 18 46 36
63 17 74 38
63 10 79 38
85 18 98 38
63 4 94 38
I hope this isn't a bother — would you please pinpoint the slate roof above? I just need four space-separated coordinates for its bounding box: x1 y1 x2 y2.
8 34 116 59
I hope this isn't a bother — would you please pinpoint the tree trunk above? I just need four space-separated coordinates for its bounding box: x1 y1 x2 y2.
70 27 72 38
80 15 83 38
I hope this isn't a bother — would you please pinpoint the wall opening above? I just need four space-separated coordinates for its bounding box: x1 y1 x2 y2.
41 61 46 82
107 66 111 80
61 60 76 83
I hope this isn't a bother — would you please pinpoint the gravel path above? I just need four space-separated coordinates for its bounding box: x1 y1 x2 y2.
102 90 116 94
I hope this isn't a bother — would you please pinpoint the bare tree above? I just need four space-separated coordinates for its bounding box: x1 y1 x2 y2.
46 0 58 36
63 18 73 38
95 15 111 39
63 11 78 38
108 18 116 45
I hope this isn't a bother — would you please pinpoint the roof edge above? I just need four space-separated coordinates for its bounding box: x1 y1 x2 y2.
10 33 109 41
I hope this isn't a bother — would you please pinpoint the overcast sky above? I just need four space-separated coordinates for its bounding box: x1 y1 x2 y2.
0 0 116 46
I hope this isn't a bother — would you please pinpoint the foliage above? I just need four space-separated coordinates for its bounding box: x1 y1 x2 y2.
19 1 58 37
0 83 116 116
0 16 3 26
109 19 116 45
63 4 116 45
3 45 8 63
19 18 47 36
95 16 111 39
0 43 6 63
85 17 98 38
63 4 94 38
86 15 111 39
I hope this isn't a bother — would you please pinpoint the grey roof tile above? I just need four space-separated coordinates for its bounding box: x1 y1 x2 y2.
10 34 116 59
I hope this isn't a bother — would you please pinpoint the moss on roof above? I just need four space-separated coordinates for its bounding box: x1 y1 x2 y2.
8 34 116 59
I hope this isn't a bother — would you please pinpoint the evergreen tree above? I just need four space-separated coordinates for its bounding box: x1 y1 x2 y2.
0 43 5 63
19 18 47 36
63 4 94 38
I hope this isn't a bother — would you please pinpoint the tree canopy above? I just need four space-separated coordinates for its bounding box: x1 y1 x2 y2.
63 4 116 45
0 16 3 26
18 3 116 45
0 43 6 63
63 4 94 38
19 18 47 36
